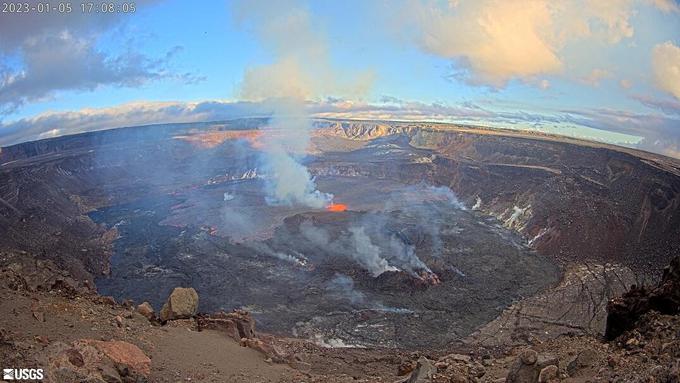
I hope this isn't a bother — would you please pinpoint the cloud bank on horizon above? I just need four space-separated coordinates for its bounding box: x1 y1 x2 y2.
0 0 679 158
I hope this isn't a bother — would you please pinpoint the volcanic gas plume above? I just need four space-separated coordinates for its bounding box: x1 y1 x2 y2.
233 0 372 209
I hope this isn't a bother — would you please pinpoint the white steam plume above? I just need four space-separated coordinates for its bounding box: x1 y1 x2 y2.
260 100 332 208
348 226 399 277
326 274 366 305
387 234 432 275
300 219 330 245
233 0 372 207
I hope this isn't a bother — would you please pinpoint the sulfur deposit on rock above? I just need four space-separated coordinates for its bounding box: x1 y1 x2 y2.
159 287 199 322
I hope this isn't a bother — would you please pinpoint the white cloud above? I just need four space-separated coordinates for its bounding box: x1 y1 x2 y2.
620 79 634 89
645 0 680 13
0 32 186 114
579 68 613 87
3 98 679 159
0 100 269 146
404 0 561 87
397 0 668 88
652 41 680 100
233 0 373 102
0 0 195 115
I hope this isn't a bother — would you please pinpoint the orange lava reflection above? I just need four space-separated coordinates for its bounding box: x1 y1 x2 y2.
326 203 348 212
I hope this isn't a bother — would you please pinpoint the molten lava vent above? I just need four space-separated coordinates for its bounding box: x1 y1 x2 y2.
326 203 348 212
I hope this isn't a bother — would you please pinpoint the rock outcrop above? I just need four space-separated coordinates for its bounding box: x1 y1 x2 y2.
41 339 150 383
406 357 435 383
605 256 680 340
196 309 255 341
0 252 90 296
402 353 486 382
159 287 199 322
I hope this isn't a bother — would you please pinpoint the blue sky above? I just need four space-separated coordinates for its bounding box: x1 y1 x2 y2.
1 0 680 157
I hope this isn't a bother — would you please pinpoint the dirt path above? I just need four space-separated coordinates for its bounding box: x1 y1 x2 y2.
148 327 289 382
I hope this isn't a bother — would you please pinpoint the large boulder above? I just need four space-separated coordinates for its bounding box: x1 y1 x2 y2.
159 287 199 322
85 340 151 376
40 339 150 383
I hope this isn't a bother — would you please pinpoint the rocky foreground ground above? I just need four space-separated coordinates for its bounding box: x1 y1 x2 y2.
1 250 679 383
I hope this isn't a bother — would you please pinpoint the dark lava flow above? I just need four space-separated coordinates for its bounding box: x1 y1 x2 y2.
92 177 560 349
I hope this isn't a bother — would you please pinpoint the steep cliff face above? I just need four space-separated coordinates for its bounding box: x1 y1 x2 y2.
0 153 118 281
315 122 680 270
314 120 415 140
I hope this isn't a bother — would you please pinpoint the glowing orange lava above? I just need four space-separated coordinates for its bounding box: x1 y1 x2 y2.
326 203 348 212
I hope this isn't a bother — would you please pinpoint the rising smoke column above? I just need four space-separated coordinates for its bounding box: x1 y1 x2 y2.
259 100 332 208
348 226 399 277
233 0 372 208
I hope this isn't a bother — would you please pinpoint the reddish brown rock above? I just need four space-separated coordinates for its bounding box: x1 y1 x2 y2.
136 301 155 321
99 296 117 306
83 339 151 376
196 309 255 341
406 357 436 383
538 365 559 383
398 359 417 376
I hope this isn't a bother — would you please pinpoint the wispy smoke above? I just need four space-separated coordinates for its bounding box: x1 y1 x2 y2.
385 184 466 258
300 219 330 245
348 226 400 277
387 234 430 274
233 0 372 207
326 274 366 305
247 241 308 267
225 182 466 278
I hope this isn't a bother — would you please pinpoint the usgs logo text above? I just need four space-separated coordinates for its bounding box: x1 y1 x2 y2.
3 368 44 381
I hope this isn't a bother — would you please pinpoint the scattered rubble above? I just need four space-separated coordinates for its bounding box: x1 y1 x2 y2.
506 349 558 383
406 357 435 383
2 250 680 382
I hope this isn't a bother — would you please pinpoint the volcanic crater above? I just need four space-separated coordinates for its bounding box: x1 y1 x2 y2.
2 118 680 350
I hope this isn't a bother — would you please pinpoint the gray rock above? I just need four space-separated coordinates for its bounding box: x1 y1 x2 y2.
135 302 155 321
407 357 436 383
538 365 558 383
100 364 122 383
520 350 538 365
566 349 598 375
507 349 557 383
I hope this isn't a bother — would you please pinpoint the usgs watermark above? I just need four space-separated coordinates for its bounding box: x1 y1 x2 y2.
2 368 44 381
